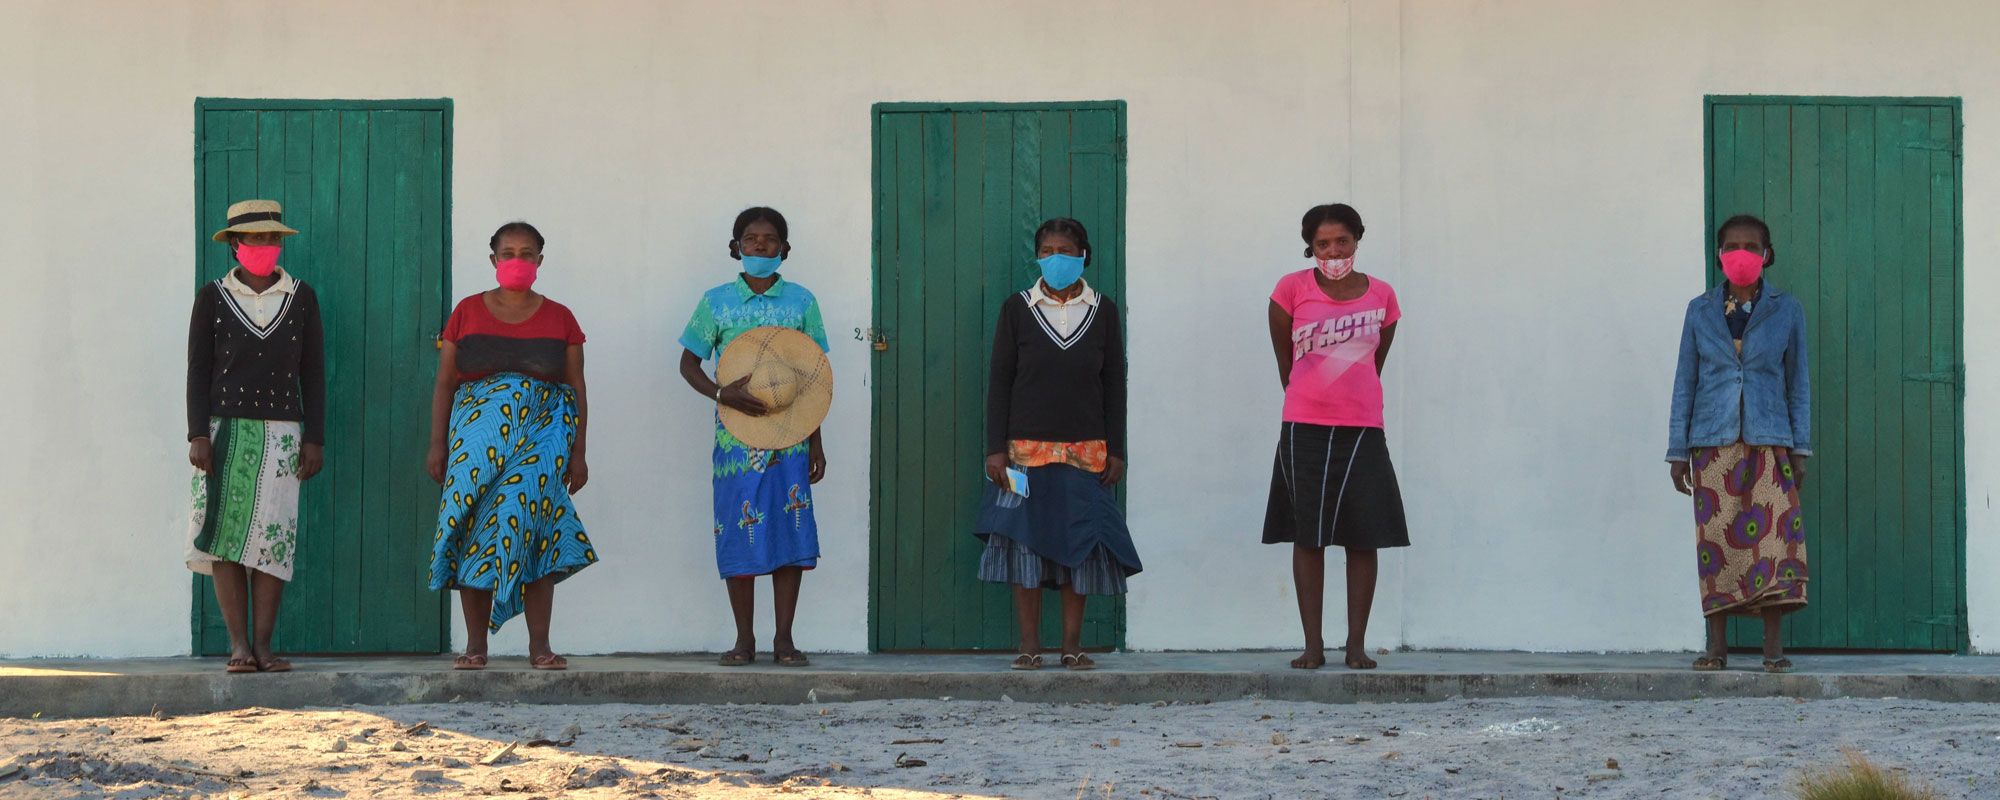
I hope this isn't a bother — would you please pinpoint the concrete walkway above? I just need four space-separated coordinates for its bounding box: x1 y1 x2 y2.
5 651 1998 719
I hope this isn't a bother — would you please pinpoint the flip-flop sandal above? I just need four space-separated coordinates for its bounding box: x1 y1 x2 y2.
452 654 489 671
531 654 568 671
774 649 811 668
225 657 259 674
1009 653 1044 671
1692 655 1727 672
1061 653 1096 671
718 649 755 667
1762 657 1794 674
257 657 293 673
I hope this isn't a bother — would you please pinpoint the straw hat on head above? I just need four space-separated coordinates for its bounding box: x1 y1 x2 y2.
717 326 834 451
211 199 300 242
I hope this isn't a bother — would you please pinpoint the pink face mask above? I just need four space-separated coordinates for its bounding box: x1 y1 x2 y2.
494 258 540 291
1314 255 1356 281
1718 249 1765 287
235 244 282 277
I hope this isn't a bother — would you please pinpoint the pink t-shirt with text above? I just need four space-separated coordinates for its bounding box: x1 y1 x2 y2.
1271 269 1401 428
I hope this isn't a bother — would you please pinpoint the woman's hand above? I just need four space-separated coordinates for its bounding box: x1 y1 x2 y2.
984 453 1009 485
426 440 447 484
299 443 324 480
1790 455 1807 489
1099 456 1127 487
718 376 770 417
809 438 827 484
566 452 590 494
1669 462 1692 495
189 437 212 473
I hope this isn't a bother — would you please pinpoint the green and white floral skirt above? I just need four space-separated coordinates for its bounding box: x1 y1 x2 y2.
187 417 302 582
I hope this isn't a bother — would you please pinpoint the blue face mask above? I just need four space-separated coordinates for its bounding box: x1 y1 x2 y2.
740 254 783 279
1037 253 1086 290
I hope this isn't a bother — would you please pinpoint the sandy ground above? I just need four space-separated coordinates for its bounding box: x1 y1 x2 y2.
2 697 1998 799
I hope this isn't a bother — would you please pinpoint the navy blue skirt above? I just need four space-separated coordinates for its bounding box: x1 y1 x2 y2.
973 463 1142 594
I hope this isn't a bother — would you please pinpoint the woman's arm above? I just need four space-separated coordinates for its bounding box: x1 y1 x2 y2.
1374 321 1398 373
1665 307 1700 494
564 344 589 493
1783 308 1812 457
984 303 1018 483
425 342 459 484
297 289 326 479
187 288 216 471
1100 302 1128 486
1267 300 1295 389
680 349 770 416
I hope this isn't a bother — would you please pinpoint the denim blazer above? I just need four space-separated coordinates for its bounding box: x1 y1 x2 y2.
1665 284 1811 461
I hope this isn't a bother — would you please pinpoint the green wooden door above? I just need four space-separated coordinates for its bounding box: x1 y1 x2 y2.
192 99 452 655
870 102 1127 651
1706 96 1964 651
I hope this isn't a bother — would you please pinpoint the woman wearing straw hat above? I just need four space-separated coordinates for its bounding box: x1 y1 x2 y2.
186 199 325 674
426 221 597 671
977 217 1142 671
678 206 832 668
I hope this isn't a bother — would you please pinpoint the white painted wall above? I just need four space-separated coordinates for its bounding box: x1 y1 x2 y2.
1389 0 2000 653
0 0 1992 657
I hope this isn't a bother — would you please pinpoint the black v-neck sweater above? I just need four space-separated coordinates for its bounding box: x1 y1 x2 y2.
186 280 327 444
985 291 1128 458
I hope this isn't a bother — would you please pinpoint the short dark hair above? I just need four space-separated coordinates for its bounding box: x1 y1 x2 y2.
1033 217 1092 266
489 221 545 252
730 206 791 261
1715 214 1776 265
1300 204 1365 257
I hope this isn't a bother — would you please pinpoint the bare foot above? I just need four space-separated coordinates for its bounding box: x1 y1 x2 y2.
1290 649 1326 669
1343 646 1378 670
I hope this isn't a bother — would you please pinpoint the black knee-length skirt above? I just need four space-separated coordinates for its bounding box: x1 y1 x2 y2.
1262 422 1410 550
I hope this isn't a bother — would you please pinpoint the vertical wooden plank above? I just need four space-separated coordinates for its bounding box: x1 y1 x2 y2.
1882 107 1928 650
1926 105 1961 651
1776 105 1824 649
948 111 987 650
276 110 332 654
387 110 448 652
917 112 958 649
357 111 409 652
1719 102 1764 649
1839 104 1880 648
193 109 257 654
328 110 371 651
1807 103 1851 650
889 112 928 650
1038 110 1072 222
870 110 899 650
1070 109 1124 647
978 112 1018 649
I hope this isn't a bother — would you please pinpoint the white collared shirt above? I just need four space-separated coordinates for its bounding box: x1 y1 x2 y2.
1024 279 1100 339
220 267 298 328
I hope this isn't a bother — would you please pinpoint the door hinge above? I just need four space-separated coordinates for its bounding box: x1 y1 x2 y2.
1902 137 1963 156
1902 364 1964 385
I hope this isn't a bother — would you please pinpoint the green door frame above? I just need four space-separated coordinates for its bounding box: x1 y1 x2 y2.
868 100 1129 651
190 97 455 654
1701 94 1967 652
